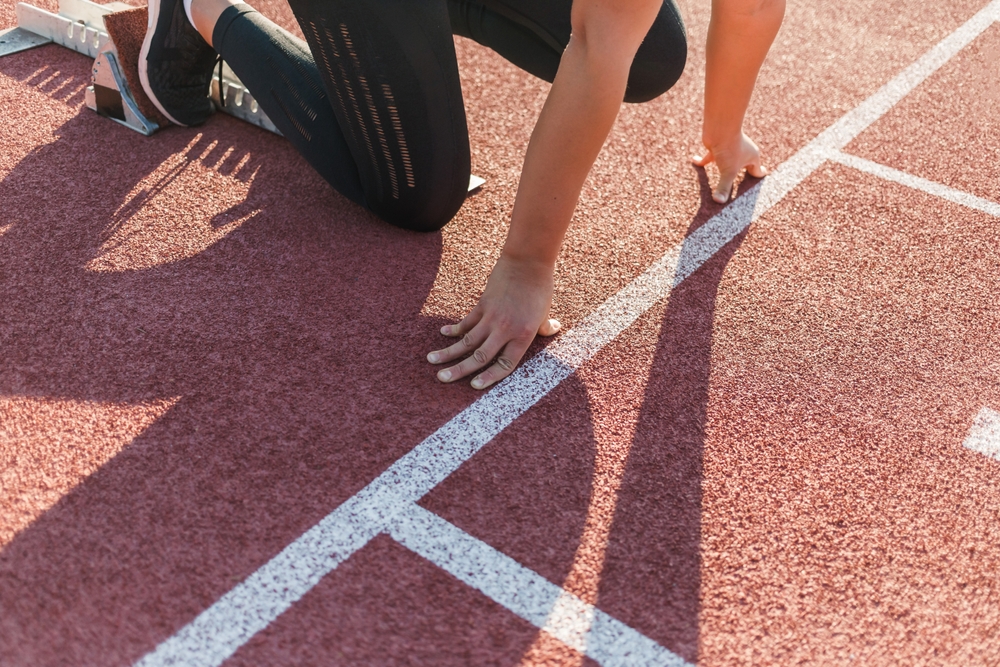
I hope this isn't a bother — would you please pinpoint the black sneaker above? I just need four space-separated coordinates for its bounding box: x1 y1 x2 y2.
139 0 218 126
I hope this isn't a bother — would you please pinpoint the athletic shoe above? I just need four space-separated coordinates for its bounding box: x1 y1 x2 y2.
138 0 217 126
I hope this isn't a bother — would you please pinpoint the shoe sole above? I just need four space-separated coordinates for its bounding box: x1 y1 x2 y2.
138 0 188 127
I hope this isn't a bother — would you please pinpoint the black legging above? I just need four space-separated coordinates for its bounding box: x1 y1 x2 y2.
213 0 687 232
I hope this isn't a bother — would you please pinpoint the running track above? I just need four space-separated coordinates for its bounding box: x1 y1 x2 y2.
1 0 999 665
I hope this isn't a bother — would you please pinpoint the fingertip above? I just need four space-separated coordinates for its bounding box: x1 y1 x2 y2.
471 376 486 390
538 318 561 337
712 191 728 204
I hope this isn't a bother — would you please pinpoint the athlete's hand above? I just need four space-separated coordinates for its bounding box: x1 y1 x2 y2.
427 256 561 390
692 132 768 203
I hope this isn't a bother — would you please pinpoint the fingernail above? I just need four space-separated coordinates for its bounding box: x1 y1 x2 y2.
713 193 727 203
438 369 452 382
440 325 451 335
427 353 439 363
471 376 485 389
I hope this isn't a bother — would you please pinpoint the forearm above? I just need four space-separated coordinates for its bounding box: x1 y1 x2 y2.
501 0 662 268
703 0 784 147
429 0 662 388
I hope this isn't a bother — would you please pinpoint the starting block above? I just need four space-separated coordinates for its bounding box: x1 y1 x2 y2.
0 0 485 191
0 0 279 136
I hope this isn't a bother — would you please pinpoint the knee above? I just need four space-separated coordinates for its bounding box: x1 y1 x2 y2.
623 7 687 103
384 210 452 233
370 182 467 233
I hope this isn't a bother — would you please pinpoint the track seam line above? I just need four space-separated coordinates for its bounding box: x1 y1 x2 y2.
826 150 1000 217
132 2 1000 665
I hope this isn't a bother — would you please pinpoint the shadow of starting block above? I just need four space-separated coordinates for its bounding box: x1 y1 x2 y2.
1 0 278 135
0 0 486 190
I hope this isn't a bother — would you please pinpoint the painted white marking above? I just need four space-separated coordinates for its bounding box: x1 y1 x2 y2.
388 505 692 667
132 496 382 667
964 407 1000 461
827 151 1000 217
808 0 1000 152
544 591 597 655
134 2 1000 665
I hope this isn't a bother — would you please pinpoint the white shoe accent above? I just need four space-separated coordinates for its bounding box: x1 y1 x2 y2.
137 0 188 127
183 0 196 31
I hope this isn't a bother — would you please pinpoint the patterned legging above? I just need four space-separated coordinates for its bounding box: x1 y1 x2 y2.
213 0 687 231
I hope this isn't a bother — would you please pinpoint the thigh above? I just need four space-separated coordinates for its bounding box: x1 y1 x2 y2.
449 0 569 83
287 0 471 231
450 0 687 103
626 0 688 103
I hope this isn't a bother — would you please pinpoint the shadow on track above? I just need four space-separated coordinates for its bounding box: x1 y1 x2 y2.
0 40 759 666
588 170 755 664
421 168 757 666
0 50 457 664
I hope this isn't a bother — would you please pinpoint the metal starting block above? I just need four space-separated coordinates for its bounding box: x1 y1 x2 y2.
1 0 279 136
89 37 158 134
1 0 485 190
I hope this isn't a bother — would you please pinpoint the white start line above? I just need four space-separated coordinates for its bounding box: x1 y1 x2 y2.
134 2 1000 665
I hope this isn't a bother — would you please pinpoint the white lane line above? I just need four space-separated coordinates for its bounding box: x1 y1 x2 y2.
388 505 692 667
131 494 383 667
964 407 1000 462
809 0 1000 152
827 151 1000 217
132 126 760 667
133 3 1000 665
133 146 766 667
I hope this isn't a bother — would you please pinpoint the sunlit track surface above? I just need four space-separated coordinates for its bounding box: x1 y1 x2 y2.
1 0 999 665
132 2 1000 665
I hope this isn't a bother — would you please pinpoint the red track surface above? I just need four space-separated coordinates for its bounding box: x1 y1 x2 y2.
1 0 999 665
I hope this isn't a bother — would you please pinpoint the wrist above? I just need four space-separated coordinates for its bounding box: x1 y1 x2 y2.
701 127 745 153
500 248 556 273
496 249 557 276
498 229 561 272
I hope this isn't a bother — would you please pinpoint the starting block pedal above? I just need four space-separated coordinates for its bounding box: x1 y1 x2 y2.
1 0 485 191
88 30 159 134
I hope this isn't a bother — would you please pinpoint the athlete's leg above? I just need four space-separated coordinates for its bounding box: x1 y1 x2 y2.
448 0 687 103
207 4 367 209
187 0 470 231
623 0 687 102
281 0 471 231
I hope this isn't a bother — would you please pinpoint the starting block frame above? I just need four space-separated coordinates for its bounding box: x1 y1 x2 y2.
1 0 280 135
0 0 485 191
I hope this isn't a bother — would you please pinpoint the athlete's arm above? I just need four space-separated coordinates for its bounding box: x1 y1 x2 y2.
427 0 663 389
693 0 785 202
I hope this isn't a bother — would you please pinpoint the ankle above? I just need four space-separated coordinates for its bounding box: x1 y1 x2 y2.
186 0 243 47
